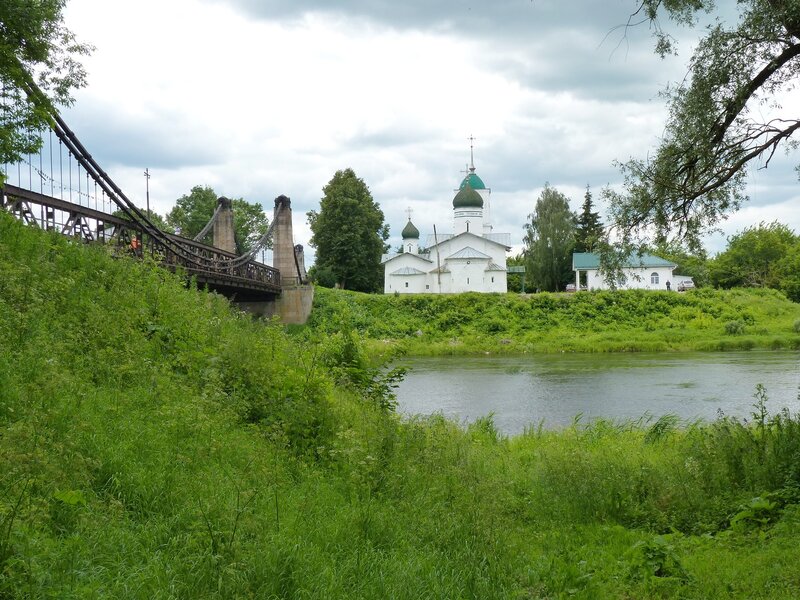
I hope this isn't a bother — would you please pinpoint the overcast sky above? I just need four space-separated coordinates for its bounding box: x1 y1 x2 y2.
58 0 800 261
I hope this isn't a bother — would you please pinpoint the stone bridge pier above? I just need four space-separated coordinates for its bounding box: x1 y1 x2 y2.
271 195 314 324
220 194 313 324
213 197 236 253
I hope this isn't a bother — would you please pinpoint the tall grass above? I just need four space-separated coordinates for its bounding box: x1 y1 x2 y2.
1 212 800 598
307 285 800 355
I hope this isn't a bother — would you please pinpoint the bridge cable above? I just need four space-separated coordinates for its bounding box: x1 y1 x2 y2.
10 62 284 273
9 61 249 268
193 202 223 242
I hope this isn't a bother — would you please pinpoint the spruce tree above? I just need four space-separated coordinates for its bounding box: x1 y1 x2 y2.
575 185 604 253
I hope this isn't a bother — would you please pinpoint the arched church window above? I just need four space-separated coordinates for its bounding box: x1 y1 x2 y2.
650 272 659 285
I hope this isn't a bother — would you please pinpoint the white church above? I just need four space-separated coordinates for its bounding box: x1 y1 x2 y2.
382 153 511 294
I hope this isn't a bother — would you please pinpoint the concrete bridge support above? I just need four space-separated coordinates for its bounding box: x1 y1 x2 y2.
271 195 314 325
213 197 236 253
273 195 299 285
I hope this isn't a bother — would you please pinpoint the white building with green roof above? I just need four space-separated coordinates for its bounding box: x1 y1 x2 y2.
572 252 678 291
382 152 510 294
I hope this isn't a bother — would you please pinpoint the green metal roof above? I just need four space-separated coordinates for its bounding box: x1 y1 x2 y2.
572 252 676 270
401 219 420 239
452 185 484 209
459 172 486 190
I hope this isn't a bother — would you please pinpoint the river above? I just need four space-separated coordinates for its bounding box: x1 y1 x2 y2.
394 351 800 435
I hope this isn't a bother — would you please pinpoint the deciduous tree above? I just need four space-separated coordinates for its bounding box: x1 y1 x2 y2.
523 184 576 292
608 0 800 249
708 221 799 291
166 185 269 253
0 0 91 173
307 168 389 293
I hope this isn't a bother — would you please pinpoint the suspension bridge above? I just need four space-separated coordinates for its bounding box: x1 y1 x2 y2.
1 72 313 322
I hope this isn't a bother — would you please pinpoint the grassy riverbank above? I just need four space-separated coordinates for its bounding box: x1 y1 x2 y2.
307 286 800 355
2 212 800 598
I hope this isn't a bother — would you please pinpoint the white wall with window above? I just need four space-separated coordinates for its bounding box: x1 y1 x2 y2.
574 253 677 291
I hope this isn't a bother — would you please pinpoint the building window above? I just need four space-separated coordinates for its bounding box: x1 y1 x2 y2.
425 284 429 289
467 277 470 284
491 276 494 283
651 272 659 285
405 282 409 288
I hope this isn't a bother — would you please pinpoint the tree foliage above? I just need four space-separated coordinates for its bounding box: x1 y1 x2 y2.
523 184 576 292
608 0 800 248
708 221 800 299
652 239 710 287
506 254 527 293
0 0 92 171
307 168 389 293
166 185 269 253
574 186 605 253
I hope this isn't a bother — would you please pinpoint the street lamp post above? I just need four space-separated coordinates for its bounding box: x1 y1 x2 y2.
144 168 151 216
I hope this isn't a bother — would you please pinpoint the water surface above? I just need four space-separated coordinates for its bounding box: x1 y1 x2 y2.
395 351 800 434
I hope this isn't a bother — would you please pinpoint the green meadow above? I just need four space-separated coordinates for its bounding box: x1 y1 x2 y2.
2 211 800 598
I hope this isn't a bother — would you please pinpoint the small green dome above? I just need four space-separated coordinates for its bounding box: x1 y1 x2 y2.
401 219 420 239
459 172 486 190
453 184 484 209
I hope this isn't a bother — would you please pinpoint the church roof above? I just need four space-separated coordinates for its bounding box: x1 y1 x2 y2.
446 246 491 260
486 262 506 272
459 172 486 190
401 219 420 239
381 252 432 264
452 184 484 209
484 232 511 246
423 231 511 251
390 267 426 276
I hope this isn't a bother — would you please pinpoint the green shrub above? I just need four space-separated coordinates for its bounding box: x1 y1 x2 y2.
724 320 746 335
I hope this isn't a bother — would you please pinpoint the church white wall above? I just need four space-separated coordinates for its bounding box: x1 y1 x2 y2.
445 259 489 293
387 274 428 294
383 253 432 294
488 270 506 292
478 189 492 233
453 209 484 235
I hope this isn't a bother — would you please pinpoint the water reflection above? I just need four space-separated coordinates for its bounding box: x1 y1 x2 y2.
395 351 800 435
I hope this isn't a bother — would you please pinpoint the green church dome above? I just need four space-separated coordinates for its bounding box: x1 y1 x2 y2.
453 184 484 209
401 219 420 239
459 172 486 190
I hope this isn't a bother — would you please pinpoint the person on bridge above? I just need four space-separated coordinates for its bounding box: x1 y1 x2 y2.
129 236 141 256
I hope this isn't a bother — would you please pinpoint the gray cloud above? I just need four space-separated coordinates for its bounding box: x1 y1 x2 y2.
63 99 225 170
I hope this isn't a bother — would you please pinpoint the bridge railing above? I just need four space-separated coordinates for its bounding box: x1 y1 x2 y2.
1 183 281 292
